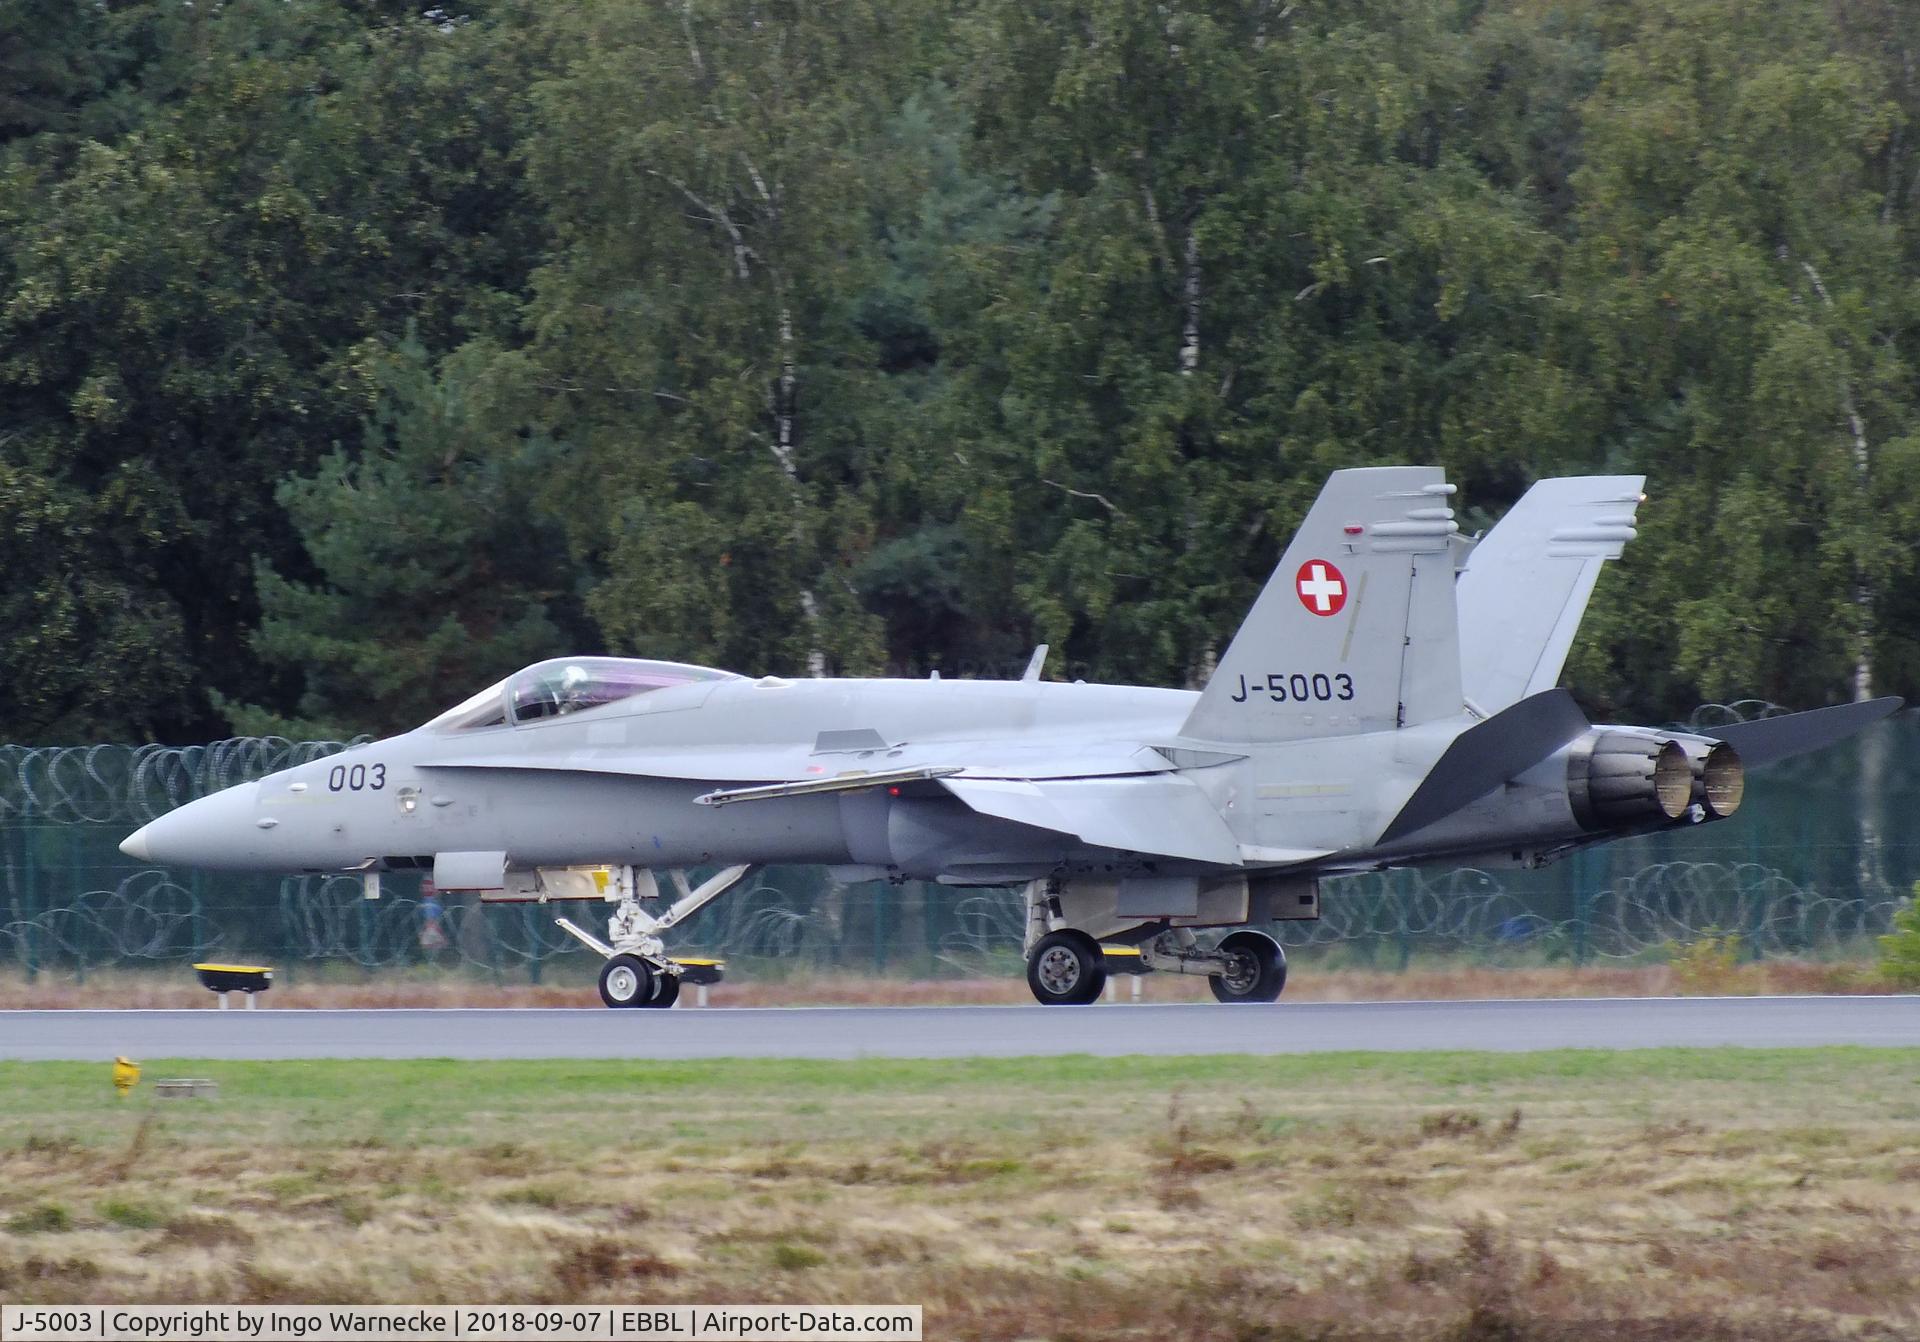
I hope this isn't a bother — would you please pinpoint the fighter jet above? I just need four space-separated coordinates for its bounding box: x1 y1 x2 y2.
122 467 1901 1008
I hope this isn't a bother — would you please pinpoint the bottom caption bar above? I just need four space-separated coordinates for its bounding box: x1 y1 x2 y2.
0 1308 922 1342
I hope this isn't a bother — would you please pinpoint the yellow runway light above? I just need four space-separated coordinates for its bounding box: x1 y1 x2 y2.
113 1055 140 1098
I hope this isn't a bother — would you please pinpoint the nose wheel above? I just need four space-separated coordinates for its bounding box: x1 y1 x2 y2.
597 954 685 1008
598 954 655 1008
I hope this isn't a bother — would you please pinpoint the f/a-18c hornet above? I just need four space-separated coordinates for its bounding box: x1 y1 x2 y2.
123 468 1901 1008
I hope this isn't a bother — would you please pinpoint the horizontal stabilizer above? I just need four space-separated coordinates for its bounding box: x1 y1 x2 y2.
942 775 1242 866
1705 697 1904 768
1377 688 1592 845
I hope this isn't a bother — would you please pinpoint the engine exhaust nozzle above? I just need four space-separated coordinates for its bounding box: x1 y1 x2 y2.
1570 733 1692 829
1691 740 1745 819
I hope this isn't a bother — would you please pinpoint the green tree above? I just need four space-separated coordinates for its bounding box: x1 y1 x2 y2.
0 458 193 739
1553 0 1920 720
0 2 555 739
953 0 1564 687
847 82 1059 675
0 0 109 145
235 338 572 739
1876 884 1920 988
516 0 936 676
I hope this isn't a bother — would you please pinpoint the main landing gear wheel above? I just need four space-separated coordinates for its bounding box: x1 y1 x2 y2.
644 973 681 1009
1208 930 1287 1004
598 954 655 1008
1027 929 1107 1005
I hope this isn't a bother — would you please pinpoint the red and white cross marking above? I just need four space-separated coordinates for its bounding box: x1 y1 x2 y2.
1295 559 1347 616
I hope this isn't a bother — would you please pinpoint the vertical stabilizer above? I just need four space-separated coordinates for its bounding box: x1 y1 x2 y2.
1455 476 1643 714
1181 466 1462 743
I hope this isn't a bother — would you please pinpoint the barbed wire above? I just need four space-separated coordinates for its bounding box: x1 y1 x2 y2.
0 739 363 825
1679 700 1791 732
0 871 206 966
932 862 1904 968
2 859 1900 975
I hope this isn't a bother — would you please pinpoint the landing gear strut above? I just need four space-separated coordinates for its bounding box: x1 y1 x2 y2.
559 865 751 1009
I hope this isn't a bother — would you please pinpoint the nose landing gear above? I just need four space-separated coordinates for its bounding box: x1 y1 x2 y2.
555 865 752 1009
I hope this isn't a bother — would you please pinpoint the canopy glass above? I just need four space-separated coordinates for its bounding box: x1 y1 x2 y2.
423 657 738 731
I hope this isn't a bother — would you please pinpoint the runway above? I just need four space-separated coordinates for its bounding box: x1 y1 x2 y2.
2 995 1916 1061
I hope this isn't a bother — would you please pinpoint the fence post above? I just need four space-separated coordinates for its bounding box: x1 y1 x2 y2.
524 906 541 985
72 824 85 984
190 871 207 964
1395 869 1412 973
485 905 503 987
22 795 39 985
1571 848 1591 968
1573 884 1591 968
1350 880 1377 967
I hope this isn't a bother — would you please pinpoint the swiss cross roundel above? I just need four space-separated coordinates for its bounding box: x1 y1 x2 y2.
1295 559 1347 616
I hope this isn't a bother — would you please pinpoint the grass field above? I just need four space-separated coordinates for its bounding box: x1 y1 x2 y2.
2 1051 1917 1339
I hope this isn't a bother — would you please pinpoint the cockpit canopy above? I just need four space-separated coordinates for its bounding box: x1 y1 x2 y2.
425 657 740 731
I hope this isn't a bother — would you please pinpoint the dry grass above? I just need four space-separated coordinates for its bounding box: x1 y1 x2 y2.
0 957 1896 1010
0 1051 1916 1339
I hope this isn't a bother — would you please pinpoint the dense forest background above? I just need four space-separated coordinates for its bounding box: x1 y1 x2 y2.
4 0 1919 743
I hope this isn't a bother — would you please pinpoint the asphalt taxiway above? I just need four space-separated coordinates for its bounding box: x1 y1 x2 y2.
2 995 1916 1061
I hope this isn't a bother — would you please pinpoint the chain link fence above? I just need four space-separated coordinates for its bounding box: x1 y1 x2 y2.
3 709 1915 984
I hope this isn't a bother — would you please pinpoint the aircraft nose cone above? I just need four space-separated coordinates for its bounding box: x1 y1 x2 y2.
120 826 153 861
116 783 262 870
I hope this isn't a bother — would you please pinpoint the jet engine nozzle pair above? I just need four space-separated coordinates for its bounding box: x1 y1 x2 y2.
1569 731 1743 830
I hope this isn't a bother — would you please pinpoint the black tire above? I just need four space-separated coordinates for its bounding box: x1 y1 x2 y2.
598 954 655 1009
644 972 681 1008
1026 929 1108 1005
1208 930 1287 1003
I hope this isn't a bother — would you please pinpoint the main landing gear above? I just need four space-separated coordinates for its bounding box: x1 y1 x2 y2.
1019 879 1288 1005
553 865 751 1009
1207 929 1288 1003
1026 929 1107 1005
